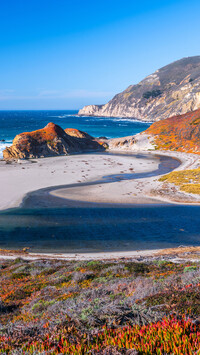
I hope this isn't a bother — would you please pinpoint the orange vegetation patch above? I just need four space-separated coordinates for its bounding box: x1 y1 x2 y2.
146 108 200 153
0 248 29 255
14 122 65 146
156 246 200 256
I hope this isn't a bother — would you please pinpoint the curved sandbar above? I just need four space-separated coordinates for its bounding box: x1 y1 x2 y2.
0 150 198 211
21 151 181 208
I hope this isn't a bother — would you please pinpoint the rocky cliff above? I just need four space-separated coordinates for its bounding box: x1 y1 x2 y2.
3 123 105 160
79 56 200 122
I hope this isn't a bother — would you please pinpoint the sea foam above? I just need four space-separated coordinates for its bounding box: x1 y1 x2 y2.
0 141 12 159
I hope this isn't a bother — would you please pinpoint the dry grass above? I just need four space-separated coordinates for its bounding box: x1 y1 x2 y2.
181 183 200 194
159 167 200 195
156 246 200 256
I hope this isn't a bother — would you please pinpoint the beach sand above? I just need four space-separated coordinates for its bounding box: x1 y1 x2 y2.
0 149 199 211
0 246 200 263
0 152 160 210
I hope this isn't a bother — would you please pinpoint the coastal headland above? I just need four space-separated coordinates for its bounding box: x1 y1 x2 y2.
78 56 200 122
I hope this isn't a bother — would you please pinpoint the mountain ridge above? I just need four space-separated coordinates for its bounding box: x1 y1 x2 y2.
79 56 200 121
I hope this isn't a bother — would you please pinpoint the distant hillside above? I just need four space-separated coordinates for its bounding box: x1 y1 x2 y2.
79 56 200 121
146 108 200 153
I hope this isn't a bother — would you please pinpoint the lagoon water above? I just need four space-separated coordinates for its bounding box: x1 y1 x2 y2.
1 110 200 253
0 205 200 253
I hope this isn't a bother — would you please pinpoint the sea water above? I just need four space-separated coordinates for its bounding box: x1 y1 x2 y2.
0 110 151 158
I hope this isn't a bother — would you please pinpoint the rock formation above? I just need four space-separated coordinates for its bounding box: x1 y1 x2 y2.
79 56 200 122
3 123 106 160
64 128 93 139
108 133 153 152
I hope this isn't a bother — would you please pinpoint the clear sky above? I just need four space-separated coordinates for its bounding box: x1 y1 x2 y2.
1 0 200 110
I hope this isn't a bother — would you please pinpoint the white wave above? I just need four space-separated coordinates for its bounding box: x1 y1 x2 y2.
48 115 67 118
112 118 154 124
49 114 79 118
78 115 153 123
0 141 12 159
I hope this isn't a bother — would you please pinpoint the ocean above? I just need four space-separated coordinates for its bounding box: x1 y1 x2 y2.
0 110 151 158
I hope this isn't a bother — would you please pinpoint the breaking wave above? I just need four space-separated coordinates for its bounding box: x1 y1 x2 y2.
0 141 12 159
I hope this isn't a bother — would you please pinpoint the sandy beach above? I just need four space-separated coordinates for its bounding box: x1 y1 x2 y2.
0 148 200 212
0 151 163 210
51 150 199 206
1 245 200 263
0 152 158 210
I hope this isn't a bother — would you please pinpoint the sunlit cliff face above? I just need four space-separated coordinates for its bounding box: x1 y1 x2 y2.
79 56 200 122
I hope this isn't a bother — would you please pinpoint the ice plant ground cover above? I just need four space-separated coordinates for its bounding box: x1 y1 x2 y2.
0 257 200 353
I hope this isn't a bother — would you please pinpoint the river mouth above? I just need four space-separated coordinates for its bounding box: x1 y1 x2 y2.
0 152 199 254
22 152 180 209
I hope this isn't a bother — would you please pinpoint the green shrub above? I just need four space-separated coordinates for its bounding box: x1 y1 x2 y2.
143 89 162 99
184 266 197 273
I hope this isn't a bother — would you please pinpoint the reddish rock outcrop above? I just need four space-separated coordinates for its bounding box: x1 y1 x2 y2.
64 128 93 139
65 128 108 149
146 108 200 153
3 123 106 160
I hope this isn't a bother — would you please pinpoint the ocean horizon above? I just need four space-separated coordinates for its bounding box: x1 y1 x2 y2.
0 110 151 158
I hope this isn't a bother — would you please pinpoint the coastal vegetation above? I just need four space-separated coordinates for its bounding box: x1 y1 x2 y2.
0 256 200 353
143 89 162 99
146 107 200 154
159 168 200 195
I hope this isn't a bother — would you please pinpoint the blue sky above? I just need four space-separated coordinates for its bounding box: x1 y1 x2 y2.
0 0 200 110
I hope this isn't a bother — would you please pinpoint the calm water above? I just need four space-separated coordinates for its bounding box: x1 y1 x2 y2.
0 110 151 158
0 110 200 253
0 205 200 253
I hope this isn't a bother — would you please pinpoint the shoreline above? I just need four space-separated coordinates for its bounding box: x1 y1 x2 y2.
0 245 200 262
49 150 200 207
0 150 173 211
21 152 179 209
0 148 200 212
0 148 200 259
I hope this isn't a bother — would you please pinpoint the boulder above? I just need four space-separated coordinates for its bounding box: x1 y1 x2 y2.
3 123 105 160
